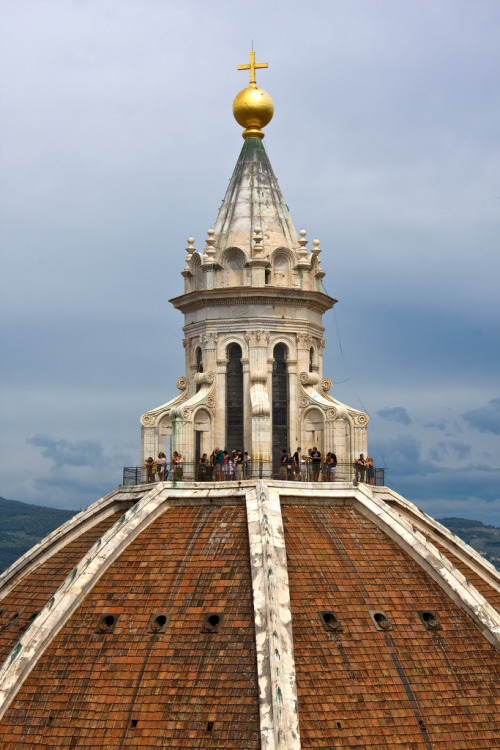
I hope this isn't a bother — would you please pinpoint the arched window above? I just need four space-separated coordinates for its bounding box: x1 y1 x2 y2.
226 344 243 452
272 344 289 472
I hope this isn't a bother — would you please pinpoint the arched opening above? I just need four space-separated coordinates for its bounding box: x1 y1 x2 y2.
226 344 243 452
192 254 204 291
272 344 289 473
273 252 291 286
225 250 245 286
309 347 314 373
194 408 211 468
195 347 203 393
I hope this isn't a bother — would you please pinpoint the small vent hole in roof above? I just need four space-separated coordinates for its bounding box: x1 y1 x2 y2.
319 610 342 632
207 721 214 732
150 613 169 633
131 719 138 728
96 614 118 634
418 610 441 631
202 613 222 633
370 610 392 631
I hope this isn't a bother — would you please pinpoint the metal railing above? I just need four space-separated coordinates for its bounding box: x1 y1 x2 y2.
123 462 384 486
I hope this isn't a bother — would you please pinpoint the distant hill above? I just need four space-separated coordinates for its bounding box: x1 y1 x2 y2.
438 517 500 571
0 496 76 574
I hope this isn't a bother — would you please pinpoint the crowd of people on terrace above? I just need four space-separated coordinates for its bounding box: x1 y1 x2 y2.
143 449 375 484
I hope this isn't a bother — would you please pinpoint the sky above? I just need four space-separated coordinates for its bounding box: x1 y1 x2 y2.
1 0 499 524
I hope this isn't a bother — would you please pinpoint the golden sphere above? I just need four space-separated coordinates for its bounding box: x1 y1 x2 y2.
233 86 274 137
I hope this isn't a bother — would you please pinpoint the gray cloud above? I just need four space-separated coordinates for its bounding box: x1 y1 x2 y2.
463 397 500 435
377 407 412 425
431 441 471 462
424 420 447 431
0 2 499 526
27 435 105 468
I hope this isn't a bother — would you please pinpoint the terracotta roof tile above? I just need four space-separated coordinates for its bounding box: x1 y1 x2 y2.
0 505 260 748
0 513 124 665
284 505 500 748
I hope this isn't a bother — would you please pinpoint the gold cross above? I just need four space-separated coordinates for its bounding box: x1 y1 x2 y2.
237 50 268 86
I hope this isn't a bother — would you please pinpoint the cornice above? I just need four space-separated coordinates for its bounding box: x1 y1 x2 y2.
169 286 336 315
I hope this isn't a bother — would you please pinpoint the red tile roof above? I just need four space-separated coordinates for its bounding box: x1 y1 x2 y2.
0 513 124 666
0 505 260 748
284 505 500 748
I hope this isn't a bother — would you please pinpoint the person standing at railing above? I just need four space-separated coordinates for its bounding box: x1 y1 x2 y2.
198 453 209 481
293 447 301 480
172 451 183 481
354 454 367 483
144 456 156 483
280 449 289 479
311 447 321 482
366 457 375 485
214 447 224 480
156 452 167 481
243 451 251 478
233 450 243 480
300 451 307 481
328 452 338 481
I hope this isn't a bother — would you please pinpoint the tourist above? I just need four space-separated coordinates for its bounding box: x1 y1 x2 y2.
172 451 183 481
144 456 156 483
366 457 375 485
214 447 224 480
243 451 251 478
223 450 233 480
156 452 167 481
322 453 331 482
311 447 321 481
354 454 367 483
293 447 301 480
198 453 209 481
300 451 307 481
233 450 243 480
328 452 338 481
280 448 289 480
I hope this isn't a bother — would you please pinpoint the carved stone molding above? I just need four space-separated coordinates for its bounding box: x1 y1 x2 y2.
326 408 338 421
201 332 218 348
205 395 216 409
321 377 333 392
176 376 188 391
245 330 270 346
250 368 268 384
299 396 309 408
300 371 320 386
194 409 210 424
140 413 155 427
194 371 215 385
353 412 369 426
181 408 192 421
296 333 313 348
